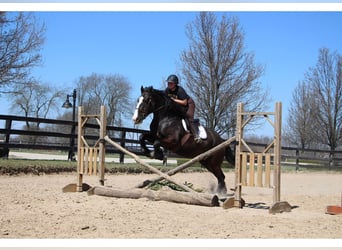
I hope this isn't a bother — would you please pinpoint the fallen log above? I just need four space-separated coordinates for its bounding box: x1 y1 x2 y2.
88 186 219 207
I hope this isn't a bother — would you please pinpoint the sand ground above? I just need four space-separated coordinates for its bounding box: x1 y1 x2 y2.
0 171 341 239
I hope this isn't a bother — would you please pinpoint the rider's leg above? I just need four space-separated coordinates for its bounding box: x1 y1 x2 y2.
186 98 201 143
188 119 202 143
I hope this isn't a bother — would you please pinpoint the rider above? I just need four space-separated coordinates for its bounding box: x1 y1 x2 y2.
164 74 202 143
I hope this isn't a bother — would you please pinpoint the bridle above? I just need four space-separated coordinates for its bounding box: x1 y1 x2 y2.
139 91 167 118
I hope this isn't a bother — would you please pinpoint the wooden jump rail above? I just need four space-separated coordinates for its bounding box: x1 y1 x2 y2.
223 102 291 213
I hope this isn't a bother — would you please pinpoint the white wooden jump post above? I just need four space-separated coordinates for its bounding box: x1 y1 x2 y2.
224 102 291 213
76 105 106 191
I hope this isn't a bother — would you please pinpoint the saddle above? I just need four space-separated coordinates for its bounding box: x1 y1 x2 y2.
181 119 207 140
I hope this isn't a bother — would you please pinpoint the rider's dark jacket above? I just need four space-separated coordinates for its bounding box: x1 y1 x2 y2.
164 85 195 121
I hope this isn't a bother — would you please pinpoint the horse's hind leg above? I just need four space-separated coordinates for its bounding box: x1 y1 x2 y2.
201 155 227 195
214 169 227 195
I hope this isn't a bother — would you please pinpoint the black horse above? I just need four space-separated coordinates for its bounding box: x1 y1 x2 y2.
132 86 235 194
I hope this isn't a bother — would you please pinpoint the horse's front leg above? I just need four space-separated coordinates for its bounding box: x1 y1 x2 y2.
140 133 164 160
152 139 164 161
139 132 154 158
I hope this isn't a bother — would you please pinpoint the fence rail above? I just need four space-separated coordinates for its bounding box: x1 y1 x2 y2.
0 114 341 169
0 114 149 162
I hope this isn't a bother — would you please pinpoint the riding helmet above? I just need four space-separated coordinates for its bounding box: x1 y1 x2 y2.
166 74 179 84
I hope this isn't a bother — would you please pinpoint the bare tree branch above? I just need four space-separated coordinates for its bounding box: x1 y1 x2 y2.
286 48 342 151
180 12 268 137
0 12 45 91
76 73 132 126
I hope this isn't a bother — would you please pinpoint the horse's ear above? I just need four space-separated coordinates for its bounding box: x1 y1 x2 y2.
140 86 144 93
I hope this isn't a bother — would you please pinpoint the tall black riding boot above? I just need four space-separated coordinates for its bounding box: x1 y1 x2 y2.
189 120 202 144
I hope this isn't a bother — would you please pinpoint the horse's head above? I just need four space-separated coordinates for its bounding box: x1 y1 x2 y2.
132 86 165 124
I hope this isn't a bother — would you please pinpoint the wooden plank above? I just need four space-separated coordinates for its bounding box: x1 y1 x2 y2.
80 147 85 174
265 153 271 187
241 153 247 186
257 153 263 187
93 147 98 175
249 153 255 186
104 135 204 195
84 147 89 175
135 136 236 188
88 148 93 176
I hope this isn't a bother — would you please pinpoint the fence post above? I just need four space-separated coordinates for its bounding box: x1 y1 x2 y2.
273 102 282 203
99 106 106 185
119 131 126 163
234 102 244 208
2 119 12 158
329 151 335 169
295 148 299 171
76 106 84 192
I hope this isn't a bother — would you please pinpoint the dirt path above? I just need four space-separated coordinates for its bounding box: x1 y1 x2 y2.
0 171 341 239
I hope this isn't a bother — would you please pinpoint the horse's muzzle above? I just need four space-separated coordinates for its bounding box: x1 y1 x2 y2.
132 112 147 125
133 118 142 125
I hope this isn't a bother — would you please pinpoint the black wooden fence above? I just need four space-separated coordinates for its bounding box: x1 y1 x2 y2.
0 114 341 169
0 114 149 162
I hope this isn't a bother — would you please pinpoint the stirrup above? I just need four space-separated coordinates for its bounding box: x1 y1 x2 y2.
194 136 202 144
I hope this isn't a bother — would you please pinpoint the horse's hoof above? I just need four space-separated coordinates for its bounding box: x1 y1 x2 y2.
216 186 228 196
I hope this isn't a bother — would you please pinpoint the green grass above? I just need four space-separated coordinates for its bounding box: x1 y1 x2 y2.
1 152 340 176
0 159 77 175
0 157 210 176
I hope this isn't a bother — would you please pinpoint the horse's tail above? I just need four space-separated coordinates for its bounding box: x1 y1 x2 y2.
224 141 236 167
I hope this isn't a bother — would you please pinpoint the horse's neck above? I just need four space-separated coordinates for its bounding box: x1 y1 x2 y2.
150 113 159 133
152 93 184 124
153 94 170 115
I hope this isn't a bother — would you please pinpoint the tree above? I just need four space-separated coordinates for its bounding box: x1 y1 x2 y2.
76 73 132 127
9 81 65 128
284 81 318 149
308 48 342 151
0 12 45 91
180 12 267 137
9 81 64 145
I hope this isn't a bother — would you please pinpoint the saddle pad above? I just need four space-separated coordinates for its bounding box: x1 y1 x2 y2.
181 119 207 140
198 125 207 140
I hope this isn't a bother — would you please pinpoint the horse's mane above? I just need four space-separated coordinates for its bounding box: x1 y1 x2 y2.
143 86 166 97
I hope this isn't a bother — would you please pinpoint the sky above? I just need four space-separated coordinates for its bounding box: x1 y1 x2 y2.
1 3 342 136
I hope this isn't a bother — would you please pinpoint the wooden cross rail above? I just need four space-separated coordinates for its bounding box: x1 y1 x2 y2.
135 136 236 189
